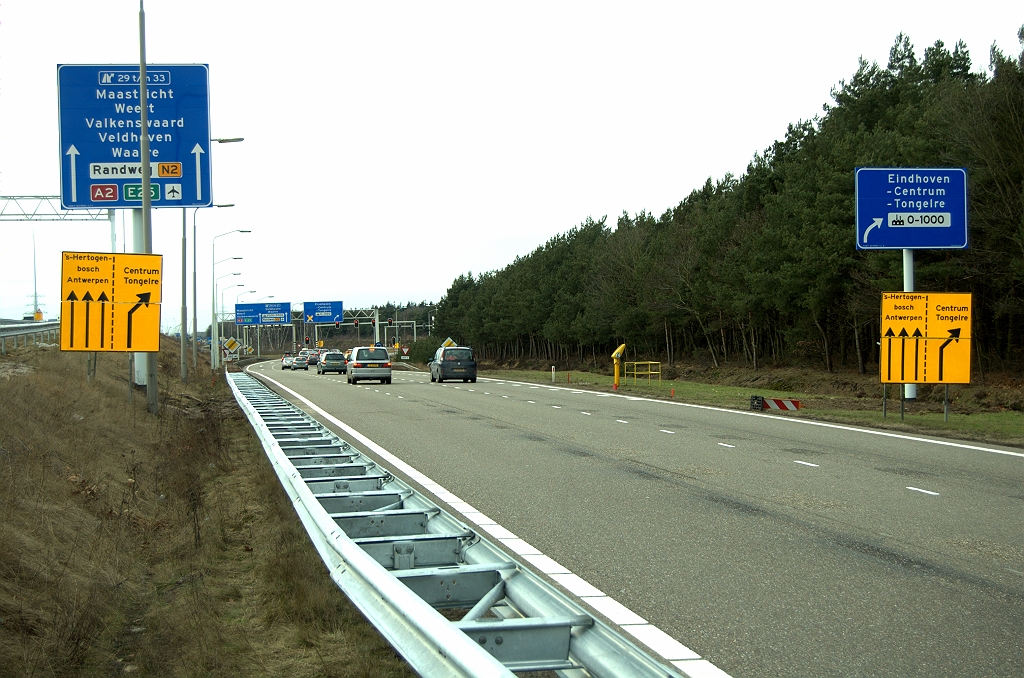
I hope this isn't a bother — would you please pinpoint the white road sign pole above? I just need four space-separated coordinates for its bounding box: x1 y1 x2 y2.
903 248 916 400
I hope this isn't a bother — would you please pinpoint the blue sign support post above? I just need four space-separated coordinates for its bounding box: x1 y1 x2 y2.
855 167 969 402
58 64 212 209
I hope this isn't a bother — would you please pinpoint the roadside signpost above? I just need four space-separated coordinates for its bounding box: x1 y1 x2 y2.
58 64 212 209
855 168 968 250
879 292 972 385
59 251 162 352
855 167 970 408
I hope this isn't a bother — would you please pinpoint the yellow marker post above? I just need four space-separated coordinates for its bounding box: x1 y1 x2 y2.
611 343 626 390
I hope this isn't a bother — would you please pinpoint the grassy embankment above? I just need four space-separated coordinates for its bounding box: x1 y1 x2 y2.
479 364 1024 447
0 339 415 677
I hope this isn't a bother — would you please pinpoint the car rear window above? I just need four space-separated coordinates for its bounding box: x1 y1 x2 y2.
357 348 389 361
445 348 473 361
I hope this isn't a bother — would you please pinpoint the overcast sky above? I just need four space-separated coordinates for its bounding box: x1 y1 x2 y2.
1 0 1020 330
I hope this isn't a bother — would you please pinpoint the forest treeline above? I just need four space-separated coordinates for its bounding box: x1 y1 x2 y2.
434 31 1024 374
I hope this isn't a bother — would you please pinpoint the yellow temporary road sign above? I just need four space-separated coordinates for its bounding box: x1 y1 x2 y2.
880 292 971 384
59 251 162 352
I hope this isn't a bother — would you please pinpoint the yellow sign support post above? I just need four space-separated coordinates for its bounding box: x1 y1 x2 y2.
59 251 163 353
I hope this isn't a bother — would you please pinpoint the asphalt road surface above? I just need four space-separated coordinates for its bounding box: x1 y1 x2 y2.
249 360 1023 678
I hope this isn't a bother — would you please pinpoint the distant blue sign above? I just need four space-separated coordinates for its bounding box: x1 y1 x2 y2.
58 64 212 209
235 302 292 325
855 167 968 250
303 301 344 324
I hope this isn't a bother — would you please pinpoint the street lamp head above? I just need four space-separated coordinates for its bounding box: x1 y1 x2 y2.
215 203 235 208
213 138 244 143
239 230 252 233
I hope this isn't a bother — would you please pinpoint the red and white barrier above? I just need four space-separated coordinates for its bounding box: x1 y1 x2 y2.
763 397 801 410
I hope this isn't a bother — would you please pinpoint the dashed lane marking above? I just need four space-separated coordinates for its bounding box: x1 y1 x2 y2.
906 486 939 496
718 443 735 448
793 460 819 467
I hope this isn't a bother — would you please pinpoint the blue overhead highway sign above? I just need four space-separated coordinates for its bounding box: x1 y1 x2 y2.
58 64 212 209
303 301 344 323
855 167 968 250
235 302 293 325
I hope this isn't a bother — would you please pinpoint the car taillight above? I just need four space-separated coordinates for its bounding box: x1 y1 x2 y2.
384 362 391 368
352 362 362 368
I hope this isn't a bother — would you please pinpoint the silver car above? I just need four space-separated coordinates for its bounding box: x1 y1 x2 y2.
347 346 392 384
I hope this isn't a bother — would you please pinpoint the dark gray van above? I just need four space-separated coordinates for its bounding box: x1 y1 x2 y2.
430 346 477 383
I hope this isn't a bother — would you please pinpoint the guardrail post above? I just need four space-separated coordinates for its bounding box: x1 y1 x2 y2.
1 336 5 354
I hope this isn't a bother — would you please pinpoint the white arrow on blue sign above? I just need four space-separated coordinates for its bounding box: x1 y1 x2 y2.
58 64 212 210
855 167 968 250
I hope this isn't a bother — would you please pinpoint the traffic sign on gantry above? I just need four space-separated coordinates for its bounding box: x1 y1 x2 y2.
856 168 968 250
303 301 344 324
235 302 293 325
880 292 971 384
60 251 162 352
58 64 212 209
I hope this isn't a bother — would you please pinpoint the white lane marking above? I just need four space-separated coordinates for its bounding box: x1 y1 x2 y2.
660 430 675 434
907 486 940 496
398 396 404 399
794 460 819 467
246 366 726 673
572 391 584 394
552 405 561 409
502 395 509 398
616 420 629 424
468 389 475 392
718 443 735 448
581 412 592 416
530 386 539 389
1007 568 1024 576
475 377 1024 458
527 400 536 404
484 392 490 395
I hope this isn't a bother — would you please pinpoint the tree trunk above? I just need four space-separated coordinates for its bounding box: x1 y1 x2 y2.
815 318 833 372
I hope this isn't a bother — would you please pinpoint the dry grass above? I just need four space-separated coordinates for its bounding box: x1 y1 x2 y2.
0 338 416 677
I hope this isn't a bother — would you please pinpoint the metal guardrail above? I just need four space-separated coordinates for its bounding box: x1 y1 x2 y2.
228 372 695 677
0 321 60 354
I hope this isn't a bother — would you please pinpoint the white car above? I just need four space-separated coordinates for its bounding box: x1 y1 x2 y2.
347 346 392 384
